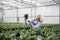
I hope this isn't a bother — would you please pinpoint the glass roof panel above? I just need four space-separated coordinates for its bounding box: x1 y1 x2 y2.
23 0 52 3
35 1 56 6
0 0 59 9
23 0 56 6
23 0 31 2
0 1 31 9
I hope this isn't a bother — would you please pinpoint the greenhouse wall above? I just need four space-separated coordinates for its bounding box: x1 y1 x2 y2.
0 5 59 24
3 9 17 22
36 5 59 24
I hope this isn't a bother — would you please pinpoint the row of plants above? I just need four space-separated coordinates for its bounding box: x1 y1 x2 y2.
0 23 60 40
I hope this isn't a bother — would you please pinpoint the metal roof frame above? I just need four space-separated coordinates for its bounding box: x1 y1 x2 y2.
0 0 60 10
0 0 60 23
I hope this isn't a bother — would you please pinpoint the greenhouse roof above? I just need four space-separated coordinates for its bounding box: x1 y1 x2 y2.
0 0 60 9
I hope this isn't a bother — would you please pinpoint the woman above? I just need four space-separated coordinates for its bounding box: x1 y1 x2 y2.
24 14 42 28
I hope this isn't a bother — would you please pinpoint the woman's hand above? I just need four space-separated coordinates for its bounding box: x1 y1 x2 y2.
27 20 30 22
24 19 30 22
27 20 33 27
24 19 32 27
24 18 27 21
24 18 27 23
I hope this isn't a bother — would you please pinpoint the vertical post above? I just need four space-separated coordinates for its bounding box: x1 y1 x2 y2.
59 4 60 24
17 9 19 22
34 1 36 17
2 12 3 22
31 0 32 19
34 6 36 17
1 9 4 22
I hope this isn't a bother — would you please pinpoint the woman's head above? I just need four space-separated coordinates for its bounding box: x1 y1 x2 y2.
36 14 41 21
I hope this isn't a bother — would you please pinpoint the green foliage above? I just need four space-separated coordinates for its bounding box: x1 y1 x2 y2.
24 14 28 19
0 23 60 40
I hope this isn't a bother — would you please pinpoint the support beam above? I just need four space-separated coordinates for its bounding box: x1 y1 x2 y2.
59 4 60 24
31 0 32 19
52 0 57 3
34 7 36 17
22 1 36 7
35 3 60 7
16 9 19 22
1 8 4 22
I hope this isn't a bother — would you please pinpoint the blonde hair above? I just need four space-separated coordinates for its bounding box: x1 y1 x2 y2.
36 14 44 22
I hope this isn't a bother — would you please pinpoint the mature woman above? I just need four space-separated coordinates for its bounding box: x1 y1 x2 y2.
24 14 42 28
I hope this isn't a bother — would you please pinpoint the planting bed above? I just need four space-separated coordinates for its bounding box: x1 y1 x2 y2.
0 22 60 40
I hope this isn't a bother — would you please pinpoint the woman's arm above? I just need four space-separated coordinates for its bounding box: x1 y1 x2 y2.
24 19 27 24
29 22 42 28
24 19 30 26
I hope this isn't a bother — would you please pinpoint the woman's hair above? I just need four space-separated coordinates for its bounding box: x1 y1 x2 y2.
36 14 44 22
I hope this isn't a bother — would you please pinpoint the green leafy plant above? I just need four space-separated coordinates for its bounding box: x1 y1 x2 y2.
24 14 28 19
0 23 60 40
28 36 37 40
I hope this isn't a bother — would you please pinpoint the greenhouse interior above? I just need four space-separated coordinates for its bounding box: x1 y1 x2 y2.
0 0 60 40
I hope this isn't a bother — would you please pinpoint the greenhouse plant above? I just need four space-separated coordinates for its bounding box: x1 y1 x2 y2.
0 0 60 40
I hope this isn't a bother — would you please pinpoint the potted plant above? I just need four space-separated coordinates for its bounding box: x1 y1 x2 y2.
24 14 28 19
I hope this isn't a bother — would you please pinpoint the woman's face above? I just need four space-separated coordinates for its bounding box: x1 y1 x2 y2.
36 15 41 20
